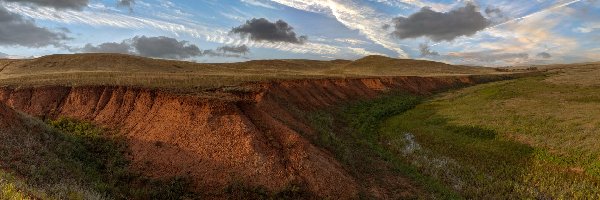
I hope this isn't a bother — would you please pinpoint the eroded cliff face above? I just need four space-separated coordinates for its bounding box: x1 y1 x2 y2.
0 75 517 198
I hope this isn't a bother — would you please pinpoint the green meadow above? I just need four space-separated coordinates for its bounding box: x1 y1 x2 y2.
308 70 600 199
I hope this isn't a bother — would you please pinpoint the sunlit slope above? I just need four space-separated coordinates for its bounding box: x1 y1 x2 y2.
342 55 494 76
380 63 600 198
0 102 195 199
0 53 505 90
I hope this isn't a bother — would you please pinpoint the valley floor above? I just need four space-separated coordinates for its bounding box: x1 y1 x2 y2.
2 63 600 199
307 70 600 198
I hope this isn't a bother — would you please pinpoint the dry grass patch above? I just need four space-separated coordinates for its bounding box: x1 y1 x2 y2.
0 53 507 91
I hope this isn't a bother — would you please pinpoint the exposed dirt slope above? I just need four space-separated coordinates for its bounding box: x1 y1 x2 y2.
0 102 24 131
0 74 523 198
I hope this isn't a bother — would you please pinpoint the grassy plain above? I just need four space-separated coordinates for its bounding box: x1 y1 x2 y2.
308 63 600 199
0 54 502 90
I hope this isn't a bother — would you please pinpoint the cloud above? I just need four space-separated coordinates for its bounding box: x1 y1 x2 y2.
6 2 341 56
79 41 133 54
217 45 250 55
367 0 453 11
270 0 409 57
231 18 307 44
574 22 600 33
485 7 506 21
334 38 369 45
392 3 490 42
447 50 529 63
0 6 69 47
381 24 391 30
75 36 252 59
466 3 579 65
3 0 89 10
485 7 503 17
419 43 439 57
131 36 201 59
0 52 8 58
347 47 385 56
537 52 552 59
241 0 277 9
118 0 134 9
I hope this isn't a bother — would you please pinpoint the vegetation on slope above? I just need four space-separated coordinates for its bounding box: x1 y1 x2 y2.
307 70 600 198
381 75 600 198
307 93 460 199
0 116 195 199
0 53 503 91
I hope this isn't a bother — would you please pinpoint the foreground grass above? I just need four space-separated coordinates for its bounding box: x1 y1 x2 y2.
307 93 460 199
0 116 196 199
383 76 600 198
308 74 600 199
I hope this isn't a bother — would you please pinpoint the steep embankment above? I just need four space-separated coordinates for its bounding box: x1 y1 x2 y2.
0 74 522 198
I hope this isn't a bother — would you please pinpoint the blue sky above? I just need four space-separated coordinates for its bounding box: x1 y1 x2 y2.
0 0 598 66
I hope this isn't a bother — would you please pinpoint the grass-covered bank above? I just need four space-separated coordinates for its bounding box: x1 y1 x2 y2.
0 117 196 199
384 75 600 198
307 74 600 199
307 93 460 199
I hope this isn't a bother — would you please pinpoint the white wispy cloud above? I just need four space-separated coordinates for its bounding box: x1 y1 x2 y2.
574 22 600 33
270 0 410 58
334 38 370 45
347 47 385 56
2 2 343 56
426 0 588 66
487 0 584 30
369 0 455 11
241 0 278 9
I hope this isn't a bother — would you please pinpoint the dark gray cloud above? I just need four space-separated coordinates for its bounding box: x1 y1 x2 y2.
419 43 439 57
231 18 307 44
118 0 134 7
0 52 8 58
485 7 507 21
118 0 134 11
217 45 250 55
200 45 251 58
80 41 133 54
537 52 552 59
485 7 501 16
75 36 250 59
0 6 69 47
131 36 201 59
382 24 391 30
392 3 490 42
3 0 89 10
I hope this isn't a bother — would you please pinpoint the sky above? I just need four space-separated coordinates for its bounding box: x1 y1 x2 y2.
0 0 599 66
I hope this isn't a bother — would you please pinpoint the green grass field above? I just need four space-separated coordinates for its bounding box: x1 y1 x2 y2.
307 66 600 199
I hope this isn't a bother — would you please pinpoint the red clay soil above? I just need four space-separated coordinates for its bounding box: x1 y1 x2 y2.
0 102 23 131
0 74 520 199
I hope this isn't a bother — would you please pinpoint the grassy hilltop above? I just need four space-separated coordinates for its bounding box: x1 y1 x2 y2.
0 54 503 90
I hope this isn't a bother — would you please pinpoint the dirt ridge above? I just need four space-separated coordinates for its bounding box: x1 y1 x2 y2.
0 74 527 198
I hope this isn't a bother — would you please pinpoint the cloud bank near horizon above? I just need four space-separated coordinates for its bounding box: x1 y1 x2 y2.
0 0 597 66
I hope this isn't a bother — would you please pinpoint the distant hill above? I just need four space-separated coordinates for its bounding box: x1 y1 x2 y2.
0 53 504 90
343 55 492 76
